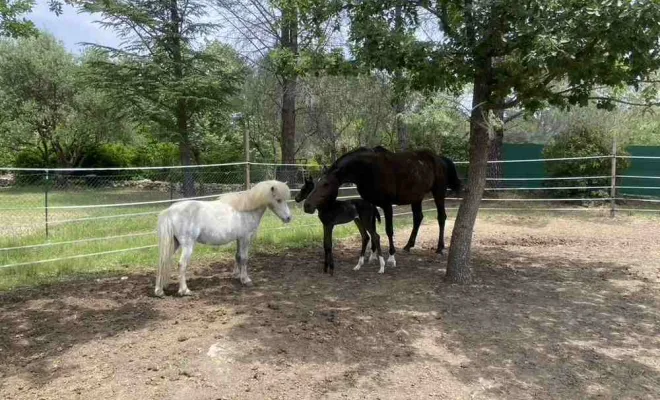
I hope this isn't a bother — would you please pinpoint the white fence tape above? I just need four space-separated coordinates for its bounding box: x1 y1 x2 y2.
0 153 633 173
617 175 660 180
485 186 610 191
0 207 431 268
487 175 610 181
2 154 659 270
617 155 660 160
0 231 155 252
0 245 158 269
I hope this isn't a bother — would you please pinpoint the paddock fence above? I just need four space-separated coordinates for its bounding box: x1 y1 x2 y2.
1 150 659 272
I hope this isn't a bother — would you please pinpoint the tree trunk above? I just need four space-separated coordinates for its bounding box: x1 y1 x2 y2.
170 0 195 197
281 76 297 164
179 134 196 198
393 5 408 151
279 5 298 165
445 72 492 284
487 109 504 189
177 98 195 197
394 92 408 151
278 5 298 183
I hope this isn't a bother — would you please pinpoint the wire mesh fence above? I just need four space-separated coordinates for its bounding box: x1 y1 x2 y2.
0 154 659 274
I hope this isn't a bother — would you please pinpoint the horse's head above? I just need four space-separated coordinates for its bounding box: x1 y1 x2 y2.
303 169 340 214
295 175 315 203
266 181 292 223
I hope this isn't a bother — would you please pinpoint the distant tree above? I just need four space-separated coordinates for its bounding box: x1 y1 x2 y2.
77 0 245 196
0 35 133 167
300 74 394 161
0 34 77 166
214 0 344 164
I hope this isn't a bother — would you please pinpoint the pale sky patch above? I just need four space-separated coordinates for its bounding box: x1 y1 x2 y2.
26 1 121 54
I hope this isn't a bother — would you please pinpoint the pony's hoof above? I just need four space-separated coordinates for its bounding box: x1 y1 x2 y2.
436 248 445 255
378 267 385 274
368 254 378 263
178 288 193 296
242 279 254 287
403 245 412 252
353 264 362 271
154 288 165 298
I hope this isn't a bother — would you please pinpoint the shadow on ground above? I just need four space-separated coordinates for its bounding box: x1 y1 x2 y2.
0 238 658 399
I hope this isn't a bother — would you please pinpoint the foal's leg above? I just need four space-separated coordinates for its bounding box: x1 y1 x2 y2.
236 236 253 286
403 202 424 252
323 224 335 275
433 188 448 254
382 204 396 268
353 219 370 271
365 218 385 273
367 210 380 263
369 234 379 263
177 241 195 296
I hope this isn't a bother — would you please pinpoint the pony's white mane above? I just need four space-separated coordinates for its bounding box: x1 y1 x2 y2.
217 180 290 211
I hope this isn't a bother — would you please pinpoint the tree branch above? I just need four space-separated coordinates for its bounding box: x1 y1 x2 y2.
587 96 660 108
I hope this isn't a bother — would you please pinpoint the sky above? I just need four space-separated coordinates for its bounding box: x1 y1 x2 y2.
26 1 121 54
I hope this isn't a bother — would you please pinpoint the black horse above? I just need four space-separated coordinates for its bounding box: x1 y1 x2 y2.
296 174 384 275
303 147 461 271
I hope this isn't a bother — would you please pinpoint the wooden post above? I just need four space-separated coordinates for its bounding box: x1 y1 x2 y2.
610 135 617 218
169 169 175 203
244 118 250 190
44 169 49 238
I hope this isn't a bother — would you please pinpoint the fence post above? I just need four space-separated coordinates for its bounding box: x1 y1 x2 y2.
169 169 175 203
610 135 617 218
44 169 49 238
244 121 250 190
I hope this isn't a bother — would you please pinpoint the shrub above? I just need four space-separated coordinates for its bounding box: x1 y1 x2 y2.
82 144 135 169
543 122 629 198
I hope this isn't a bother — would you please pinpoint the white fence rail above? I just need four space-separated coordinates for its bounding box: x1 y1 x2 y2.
1 154 658 270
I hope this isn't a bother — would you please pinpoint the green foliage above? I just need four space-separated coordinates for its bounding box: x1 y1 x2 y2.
346 0 660 112
79 1 246 142
131 142 179 168
507 104 660 146
298 73 395 162
403 92 469 160
0 34 76 165
0 0 66 37
14 148 54 168
543 122 629 198
0 0 37 37
80 144 134 169
0 34 135 167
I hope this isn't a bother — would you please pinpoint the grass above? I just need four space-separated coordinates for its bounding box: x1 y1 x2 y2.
0 186 430 291
1 185 659 291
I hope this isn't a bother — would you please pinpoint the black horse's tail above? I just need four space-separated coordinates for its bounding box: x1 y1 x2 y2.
440 156 462 193
373 205 381 224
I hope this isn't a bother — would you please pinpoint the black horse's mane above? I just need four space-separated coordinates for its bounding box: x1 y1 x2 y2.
326 146 389 173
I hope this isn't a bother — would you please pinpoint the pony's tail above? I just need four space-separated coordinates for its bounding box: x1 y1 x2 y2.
441 156 462 194
373 205 381 224
156 211 176 294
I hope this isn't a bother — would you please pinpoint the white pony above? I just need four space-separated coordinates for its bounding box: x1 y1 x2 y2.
155 180 292 297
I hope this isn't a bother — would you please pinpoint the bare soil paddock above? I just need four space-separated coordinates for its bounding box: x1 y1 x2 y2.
1 213 659 400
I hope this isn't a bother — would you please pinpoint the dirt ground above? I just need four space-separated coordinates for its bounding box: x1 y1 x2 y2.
1 213 659 400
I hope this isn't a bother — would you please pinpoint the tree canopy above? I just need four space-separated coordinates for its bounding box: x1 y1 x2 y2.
341 0 660 282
